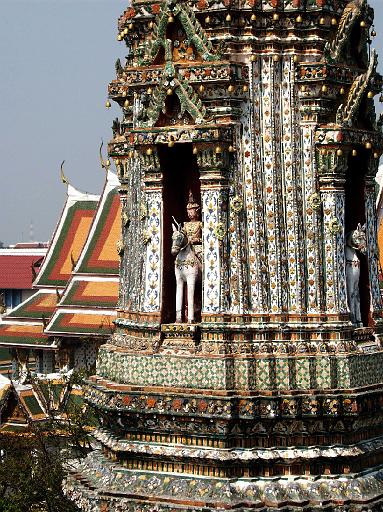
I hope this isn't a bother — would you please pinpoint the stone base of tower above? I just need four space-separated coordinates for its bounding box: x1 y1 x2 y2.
66 323 383 511
65 446 383 511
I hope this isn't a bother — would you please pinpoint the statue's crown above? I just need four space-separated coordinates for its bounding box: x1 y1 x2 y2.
186 191 199 210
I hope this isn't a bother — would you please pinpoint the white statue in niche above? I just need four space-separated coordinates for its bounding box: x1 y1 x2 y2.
345 223 367 327
171 192 202 323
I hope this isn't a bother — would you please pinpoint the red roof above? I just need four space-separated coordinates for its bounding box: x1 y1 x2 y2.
0 255 44 289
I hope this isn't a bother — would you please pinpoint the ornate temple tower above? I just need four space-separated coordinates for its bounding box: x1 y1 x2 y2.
66 0 383 509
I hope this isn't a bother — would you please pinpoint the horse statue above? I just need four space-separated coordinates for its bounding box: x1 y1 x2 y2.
345 223 367 327
171 220 202 323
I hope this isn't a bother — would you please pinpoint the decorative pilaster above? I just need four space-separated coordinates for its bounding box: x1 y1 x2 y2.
281 56 305 314
119 150 144 312
366 156 382 316
141 147 163 313
301 124 323 314
246 59 268 313
197 144 230 314
260 55 287 314
228 125 248 314
318 149 348 317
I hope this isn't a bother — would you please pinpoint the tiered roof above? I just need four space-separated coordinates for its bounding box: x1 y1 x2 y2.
46 171 121 337
0 169 121 363
0 375 84 432
0 185 99 350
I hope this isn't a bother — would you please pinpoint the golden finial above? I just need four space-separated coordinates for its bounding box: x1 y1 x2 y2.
60 160 69 186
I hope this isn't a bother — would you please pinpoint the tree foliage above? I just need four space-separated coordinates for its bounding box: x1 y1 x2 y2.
0 372 97 512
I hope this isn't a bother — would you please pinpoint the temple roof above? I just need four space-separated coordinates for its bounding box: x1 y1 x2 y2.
60 278 119 309
75 171 121 276
6 290 58 320
0 323 55 349
0 377 85 432
45 310 116 337
0 172 120 352
45 171 121 339
33 186 99 289
0 250 46 289
0 184 99 352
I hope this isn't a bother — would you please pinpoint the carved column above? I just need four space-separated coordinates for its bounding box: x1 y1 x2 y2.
259 55 287 315
301 123 324 315
246 59 269 314
282 56 306 315
366 156 383 317
197 143 230 316
318 148 348 318
141 147 163 314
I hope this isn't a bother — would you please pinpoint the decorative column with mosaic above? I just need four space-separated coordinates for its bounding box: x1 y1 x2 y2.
66 0 383 510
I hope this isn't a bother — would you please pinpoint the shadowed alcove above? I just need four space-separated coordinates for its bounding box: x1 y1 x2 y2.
159 143 201 323
344 149 370 326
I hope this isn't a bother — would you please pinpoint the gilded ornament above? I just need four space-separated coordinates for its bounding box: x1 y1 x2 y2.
308 193 321 210
231 196 243 213
116 239 125 255
105 100 111 108
215 223 226 240
142 230 151 245
122 212 130 227
329 218 341 234
140 202 147 220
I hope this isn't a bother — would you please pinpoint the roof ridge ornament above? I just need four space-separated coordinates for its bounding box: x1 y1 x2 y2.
323 0 367 63
140 1 220 66
60 160 70 187
336 49 378 126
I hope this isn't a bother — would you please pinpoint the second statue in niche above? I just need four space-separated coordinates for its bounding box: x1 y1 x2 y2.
345 223 367 327
171 192 202 323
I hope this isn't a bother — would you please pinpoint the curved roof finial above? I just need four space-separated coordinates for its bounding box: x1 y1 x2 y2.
60 160 70 186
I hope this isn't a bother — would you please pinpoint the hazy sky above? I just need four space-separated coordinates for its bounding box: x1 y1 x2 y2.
0 0 382 245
